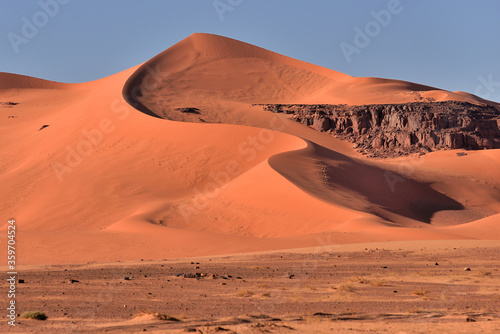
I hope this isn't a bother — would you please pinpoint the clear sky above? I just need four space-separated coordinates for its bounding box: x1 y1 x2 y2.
1 0 500 102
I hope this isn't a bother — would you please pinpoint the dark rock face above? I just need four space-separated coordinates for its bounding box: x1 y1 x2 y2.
0 101 18 106
256 102 500 157
174 107 201 114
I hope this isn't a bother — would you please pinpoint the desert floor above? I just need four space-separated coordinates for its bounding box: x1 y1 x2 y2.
3 240 499 333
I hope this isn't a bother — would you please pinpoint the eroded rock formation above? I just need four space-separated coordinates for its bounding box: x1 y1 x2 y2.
256 101 500 157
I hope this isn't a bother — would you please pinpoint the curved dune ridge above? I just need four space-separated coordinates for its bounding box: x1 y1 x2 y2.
1 33 499 265
0 72 71 90
125 33 495 119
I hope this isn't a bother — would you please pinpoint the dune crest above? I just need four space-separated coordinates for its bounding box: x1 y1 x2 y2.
126 33 495 120
0 72 70 90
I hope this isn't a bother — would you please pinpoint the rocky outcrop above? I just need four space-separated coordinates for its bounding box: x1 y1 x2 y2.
0 101 18 107
256 101 500 157
174 107 201 114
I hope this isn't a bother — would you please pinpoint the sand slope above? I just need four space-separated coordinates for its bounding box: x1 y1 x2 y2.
1 33 499 265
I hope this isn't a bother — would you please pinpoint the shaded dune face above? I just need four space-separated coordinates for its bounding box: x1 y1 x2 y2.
269 143 464 224
123 73 163 119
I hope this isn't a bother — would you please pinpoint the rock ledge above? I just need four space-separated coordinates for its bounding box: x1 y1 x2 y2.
256 101 500 157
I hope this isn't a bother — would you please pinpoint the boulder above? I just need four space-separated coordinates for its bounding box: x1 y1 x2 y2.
313 115 331 132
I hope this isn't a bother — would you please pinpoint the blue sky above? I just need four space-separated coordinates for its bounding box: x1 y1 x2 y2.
1 0 500 101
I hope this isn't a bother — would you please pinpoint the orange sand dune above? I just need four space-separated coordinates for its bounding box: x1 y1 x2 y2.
127 33 493 119
0 72 70 90
1 33 499 265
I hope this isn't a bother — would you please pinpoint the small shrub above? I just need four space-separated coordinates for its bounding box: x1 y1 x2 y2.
412 288 430 297
20 311 47 320
237 289 255 297
337 283 356 293
350 276 370 284
370 279 387 286
408 308 427 314
135 311 180 321
155 313 180 321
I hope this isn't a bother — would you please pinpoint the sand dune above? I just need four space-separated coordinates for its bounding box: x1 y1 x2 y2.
1 33 499 265
126 33 493 119
0 72 70 90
